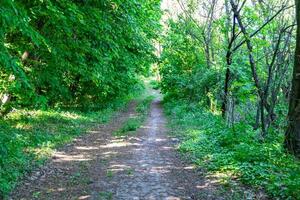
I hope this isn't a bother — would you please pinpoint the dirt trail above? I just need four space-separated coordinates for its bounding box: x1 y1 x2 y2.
11 92 237 200
89 98 207 200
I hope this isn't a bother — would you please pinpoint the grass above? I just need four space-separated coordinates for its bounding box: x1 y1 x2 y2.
126 168 134 175
163 99 300 200
98 191 113 200
116 118 141 134
0 97 131 197
106 170 114 178
113 95 154 136
149 79 160 90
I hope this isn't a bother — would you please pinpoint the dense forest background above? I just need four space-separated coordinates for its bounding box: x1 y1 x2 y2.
1 0 300 199
160 0 295 136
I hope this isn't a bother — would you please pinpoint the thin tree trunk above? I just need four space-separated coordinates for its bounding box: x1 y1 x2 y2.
284 0 300 157
260 98 266 136
254 101 260 130
222 1 235 117
230 0 267 136
222 64 231 117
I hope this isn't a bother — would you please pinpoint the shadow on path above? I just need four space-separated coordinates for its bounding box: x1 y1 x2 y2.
11 93 232 200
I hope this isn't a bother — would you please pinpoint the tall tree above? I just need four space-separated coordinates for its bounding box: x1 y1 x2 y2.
285 0 300 157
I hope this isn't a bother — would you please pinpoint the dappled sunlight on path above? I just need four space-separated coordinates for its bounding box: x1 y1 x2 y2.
11 94 226 200
89 97 219 199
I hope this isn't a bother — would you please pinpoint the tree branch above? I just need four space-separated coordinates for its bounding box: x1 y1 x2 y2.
232 5 294 52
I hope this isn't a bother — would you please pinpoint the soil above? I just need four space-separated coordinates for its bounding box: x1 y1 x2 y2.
10 92 265 200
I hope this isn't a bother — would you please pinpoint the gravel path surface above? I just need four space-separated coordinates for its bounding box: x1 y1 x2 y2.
11 93 260 200
89 99 209 200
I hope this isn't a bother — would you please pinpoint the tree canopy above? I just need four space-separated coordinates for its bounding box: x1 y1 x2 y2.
0 0 161 110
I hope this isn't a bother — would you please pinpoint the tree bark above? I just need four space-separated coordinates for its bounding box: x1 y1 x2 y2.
222 64 231 117
222 1 235 117
285 0 300 157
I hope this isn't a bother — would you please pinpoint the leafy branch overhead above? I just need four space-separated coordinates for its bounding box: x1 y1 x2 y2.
0 0 162 110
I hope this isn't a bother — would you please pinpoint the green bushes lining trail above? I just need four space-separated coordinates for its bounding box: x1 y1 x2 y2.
163 99 300 199
0 95 132 197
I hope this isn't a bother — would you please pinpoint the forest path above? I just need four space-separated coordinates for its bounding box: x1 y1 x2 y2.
11 91 226 200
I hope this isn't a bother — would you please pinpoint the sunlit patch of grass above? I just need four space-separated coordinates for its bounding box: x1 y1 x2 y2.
32 191 41 198
25 142 55 160
0 99 129 197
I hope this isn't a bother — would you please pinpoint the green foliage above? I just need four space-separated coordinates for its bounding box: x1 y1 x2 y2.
0 0 161 110
149 79 160 90
164 99 300 199
159 18 221 105
159 1 294 116
118 118 142 134
0 96 129 197
136 96 154 113
159 3 297 197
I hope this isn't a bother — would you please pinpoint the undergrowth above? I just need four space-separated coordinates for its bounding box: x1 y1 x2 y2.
0 96 132 197
164 99 300 199
149 80 160 90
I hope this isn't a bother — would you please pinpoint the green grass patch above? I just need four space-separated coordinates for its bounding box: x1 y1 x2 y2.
117 118 141 134
113 96 154 136
0 97 130 197
106 170 114 178
149 79 160 90
98 191 113 200
163 99 300 199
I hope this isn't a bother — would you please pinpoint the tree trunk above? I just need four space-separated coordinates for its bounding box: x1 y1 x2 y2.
222 64 231 117
230 0 267 136
222 0 234 118
284 0 300 157
254 101 261 130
